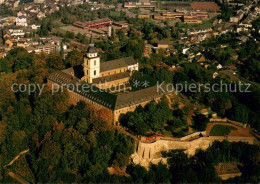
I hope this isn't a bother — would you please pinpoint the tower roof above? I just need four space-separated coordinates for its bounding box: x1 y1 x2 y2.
87 34 97 53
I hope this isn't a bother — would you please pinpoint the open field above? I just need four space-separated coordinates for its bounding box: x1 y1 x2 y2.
206 122 253 137
177 20 213 29
210 125 236 136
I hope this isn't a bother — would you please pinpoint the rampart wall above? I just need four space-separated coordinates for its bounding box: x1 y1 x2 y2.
132 136 256 168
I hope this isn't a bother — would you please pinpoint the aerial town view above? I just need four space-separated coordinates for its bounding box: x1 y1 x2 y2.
0 0 259 183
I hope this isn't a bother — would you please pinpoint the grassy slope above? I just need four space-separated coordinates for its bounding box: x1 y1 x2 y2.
210 125 236 136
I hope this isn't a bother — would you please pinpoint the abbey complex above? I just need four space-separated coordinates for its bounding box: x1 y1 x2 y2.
47 36 170 124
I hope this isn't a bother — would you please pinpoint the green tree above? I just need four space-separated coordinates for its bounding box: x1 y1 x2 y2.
76 118 89 134
193 114 209 131
46 53 64 70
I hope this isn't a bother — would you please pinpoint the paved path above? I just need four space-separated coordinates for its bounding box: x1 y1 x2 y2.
8 172 29 184
3 149 29 168
114 126 139 141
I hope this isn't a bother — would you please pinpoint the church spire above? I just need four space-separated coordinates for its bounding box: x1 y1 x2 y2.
89 33 94 47
87 33 97 54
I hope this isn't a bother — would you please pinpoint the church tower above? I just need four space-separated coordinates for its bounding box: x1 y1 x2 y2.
83 35 100 83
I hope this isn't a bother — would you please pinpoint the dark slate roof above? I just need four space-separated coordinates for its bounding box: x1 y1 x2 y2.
87 46 97 53
114 84 169 110
48 71 116 109
92 72 130 84
100 57 137 72
123 56 137 66
48 71 171 111
87 34 97 53
48 71 80 92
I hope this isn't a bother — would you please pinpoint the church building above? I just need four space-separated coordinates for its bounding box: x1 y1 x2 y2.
64 35 138 91
48 36 170 124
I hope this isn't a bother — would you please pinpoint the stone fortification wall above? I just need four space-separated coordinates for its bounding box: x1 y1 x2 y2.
132 136 256 168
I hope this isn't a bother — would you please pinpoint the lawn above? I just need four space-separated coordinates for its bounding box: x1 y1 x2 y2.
210 125 237 136
177 20 213 29
110 11 121 17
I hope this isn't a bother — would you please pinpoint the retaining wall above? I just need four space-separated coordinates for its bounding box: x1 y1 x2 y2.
132 135 256 169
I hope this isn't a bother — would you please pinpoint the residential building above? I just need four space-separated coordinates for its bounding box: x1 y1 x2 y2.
124 0 155 9
37 11 46 19
5 39 13 48
17 11 27 17
74 18 112 30
27 44 59 55
184 15 202 24
16 16 28 27
158 41 169 49
138 14 150 19
9 29 25 37
34 0 45 3
113 22 129 28
230 17 239 23
12 1 19 8
31 24 41 30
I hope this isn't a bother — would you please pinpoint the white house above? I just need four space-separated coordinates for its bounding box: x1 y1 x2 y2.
34 0 45 3
91 6 100 11
213 72 218 79
239 22 252 28
37 11 45 19
128 62 139 72
17 11 27 17
31 24 41 30
182 48 190 55
216 64 223 70
9 29 25 37
230 17 239 23
16 16 28 27
30 8 39 14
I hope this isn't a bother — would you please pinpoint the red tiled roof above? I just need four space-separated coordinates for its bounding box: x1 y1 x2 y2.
74 18 112 29
191 2 220 11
